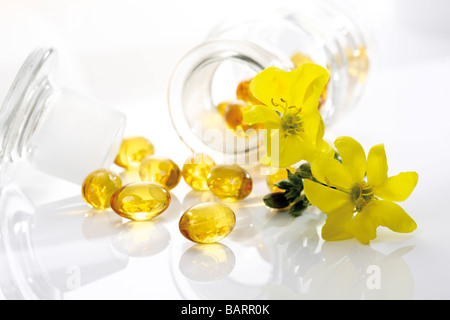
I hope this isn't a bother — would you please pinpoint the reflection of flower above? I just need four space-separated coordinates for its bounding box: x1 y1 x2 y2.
262 210 415 300
304 241 415 300
304 136 418 244
243 64 334 168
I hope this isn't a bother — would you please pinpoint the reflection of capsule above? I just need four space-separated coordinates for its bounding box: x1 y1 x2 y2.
226 205 259 243
0 185 128 300
179 243 235 282
111 221 170 257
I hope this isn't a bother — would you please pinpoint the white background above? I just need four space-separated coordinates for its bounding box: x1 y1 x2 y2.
1 0 450 300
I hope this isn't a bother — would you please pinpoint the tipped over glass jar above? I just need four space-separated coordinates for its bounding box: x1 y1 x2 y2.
0 48 126 186
168 0 371 166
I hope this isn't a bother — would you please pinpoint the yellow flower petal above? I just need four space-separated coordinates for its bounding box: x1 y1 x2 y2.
274 134 312 168
250 64 329 115
374 172 419 202
349 200 417 245
261 125 280 164
290 109 333 162
321 205 355 241
243 104 282 129
317 139 335 159
370 200 417 233
300 109 321 143
367 143 388 187
303 179 353 214
315 113 326 145
290 63 330 113
250 67 292 114
348 209 377 245
304 178 356 240
310 117 335 161
310 157 354 191
259 109 328 167
334 136 366 184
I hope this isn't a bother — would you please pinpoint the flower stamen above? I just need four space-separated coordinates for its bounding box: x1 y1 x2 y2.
282 111 304 136
351 183 374 212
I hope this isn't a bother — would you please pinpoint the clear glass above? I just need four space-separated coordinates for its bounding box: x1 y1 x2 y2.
168 0 370 165
0 48 126 185
0 184 128 299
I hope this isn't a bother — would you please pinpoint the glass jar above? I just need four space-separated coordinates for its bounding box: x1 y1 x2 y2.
0 47 126 185
168 0 370 166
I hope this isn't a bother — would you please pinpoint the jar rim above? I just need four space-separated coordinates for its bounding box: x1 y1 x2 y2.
167 39 283 165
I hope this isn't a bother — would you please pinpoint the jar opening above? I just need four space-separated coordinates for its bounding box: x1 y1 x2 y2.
168 40 281 165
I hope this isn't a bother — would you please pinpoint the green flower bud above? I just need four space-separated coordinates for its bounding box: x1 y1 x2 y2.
263 192 291 209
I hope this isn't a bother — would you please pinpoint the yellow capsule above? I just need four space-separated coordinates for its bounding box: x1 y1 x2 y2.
266 167 296 192
219 101 264 137
217 101 230 116
182 153 216 191
139 156 181 190
114 136 155 170
223 102 246 129
207 164 253 202
347 46 369 83
110 182 171 221
290 52 315 68
179 202 236 244
82 169 122 209
236 79 262 106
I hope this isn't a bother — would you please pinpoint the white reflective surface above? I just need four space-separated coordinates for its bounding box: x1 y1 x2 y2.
0 179 424 300
1 0 449 300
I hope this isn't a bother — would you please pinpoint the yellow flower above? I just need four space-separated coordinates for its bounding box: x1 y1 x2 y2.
243 64 334 168
303 136 418 244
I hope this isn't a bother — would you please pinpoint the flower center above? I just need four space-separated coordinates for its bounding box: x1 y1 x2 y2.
351 183 374 212
282 113 304 136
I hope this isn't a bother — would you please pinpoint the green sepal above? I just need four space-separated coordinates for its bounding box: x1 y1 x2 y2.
287 169 302 185
284 179 303 202
274 179 294 190
289 194 311 217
